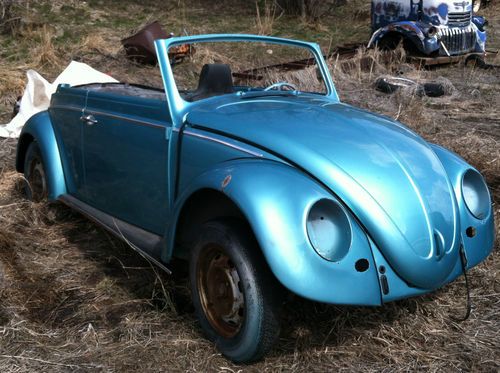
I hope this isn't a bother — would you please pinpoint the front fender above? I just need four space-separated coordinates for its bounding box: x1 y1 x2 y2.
16 111 67 200
368 21 439 55
470 21 487 53
167 159 382 306
431 144 495 269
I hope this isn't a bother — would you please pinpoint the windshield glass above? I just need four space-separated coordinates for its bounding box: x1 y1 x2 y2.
169 41 327 102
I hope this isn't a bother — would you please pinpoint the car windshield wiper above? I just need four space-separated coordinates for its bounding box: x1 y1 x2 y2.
236 90 300 99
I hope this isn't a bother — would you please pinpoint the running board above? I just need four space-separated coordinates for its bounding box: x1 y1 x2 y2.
58 194 171 274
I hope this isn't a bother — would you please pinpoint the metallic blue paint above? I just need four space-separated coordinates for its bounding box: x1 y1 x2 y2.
431 144 494 268
17 111 67 199
82 91 171 234
15 34 495 307
49 86 87 198
186 96 468 289
306 199 352 262
168 158 382 306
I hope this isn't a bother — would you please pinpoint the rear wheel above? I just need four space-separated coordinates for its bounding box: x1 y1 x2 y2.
23 141 47 202
189 220 282 363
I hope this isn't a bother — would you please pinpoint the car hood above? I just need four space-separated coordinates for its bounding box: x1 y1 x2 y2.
187 96 460 289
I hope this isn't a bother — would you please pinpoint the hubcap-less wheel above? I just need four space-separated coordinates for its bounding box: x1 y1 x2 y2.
24 142 48 202
29 159 47 201
197 246 245 338
190 220 282 362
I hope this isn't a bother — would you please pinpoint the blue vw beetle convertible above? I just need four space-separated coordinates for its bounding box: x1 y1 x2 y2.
16 34 494 362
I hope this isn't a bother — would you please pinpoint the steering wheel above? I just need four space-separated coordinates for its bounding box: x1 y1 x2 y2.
264 82 298 91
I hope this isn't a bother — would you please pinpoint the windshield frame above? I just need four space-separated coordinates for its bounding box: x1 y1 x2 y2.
155 34 339 127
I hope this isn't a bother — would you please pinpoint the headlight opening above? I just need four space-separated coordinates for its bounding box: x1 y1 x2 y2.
462 169 490 220
306 199 352 262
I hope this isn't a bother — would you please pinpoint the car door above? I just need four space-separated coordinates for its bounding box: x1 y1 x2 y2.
49 86 87 199
82 91 171 235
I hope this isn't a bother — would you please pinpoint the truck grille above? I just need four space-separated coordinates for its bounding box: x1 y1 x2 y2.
438 26 476 55
448 11 472 27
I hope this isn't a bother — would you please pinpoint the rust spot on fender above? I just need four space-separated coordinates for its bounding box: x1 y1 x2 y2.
221 175 232 189
401 24 416 32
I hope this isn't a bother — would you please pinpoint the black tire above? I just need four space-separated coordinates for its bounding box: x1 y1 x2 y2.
375 77 399 94
464 55 493 69
375 76 416 94
189 220 282 363
23 141 48 202
419 82 445 97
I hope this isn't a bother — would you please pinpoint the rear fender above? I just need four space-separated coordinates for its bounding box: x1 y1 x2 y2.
166 159 382 306
16 111 67 200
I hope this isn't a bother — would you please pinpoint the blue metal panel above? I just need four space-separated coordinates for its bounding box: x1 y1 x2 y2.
367 21 434 54
368 237 429 303
49 86 87 198
184 95 482 290
175 128 266 192
431 144 495 268
82 91 171 234
168 159 382 306
18 111 67 200
472 23 487 53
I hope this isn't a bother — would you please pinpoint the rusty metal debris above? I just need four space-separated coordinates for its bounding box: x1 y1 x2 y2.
122 21 193 65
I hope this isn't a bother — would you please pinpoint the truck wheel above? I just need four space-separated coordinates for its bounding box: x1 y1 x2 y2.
23 141 47 202
189 220 282 363
377 34 403 51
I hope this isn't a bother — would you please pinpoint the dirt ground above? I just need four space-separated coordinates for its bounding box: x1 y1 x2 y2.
0 1 499 372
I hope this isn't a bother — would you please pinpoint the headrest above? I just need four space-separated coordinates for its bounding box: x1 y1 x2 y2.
195 63 234 97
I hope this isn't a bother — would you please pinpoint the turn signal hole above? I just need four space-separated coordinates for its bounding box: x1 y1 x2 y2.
355 259 369 272
466 226 476 238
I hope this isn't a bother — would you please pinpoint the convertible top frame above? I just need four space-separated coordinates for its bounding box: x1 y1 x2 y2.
154 34 339 128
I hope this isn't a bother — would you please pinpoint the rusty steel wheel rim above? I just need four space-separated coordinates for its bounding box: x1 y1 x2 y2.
197 245 245 338
29 158 47 201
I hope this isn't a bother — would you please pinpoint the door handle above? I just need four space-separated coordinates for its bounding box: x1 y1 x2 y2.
80 114 98 126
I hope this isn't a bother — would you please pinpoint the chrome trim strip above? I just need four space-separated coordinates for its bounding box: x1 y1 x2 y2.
182 129 263 157
50 105 169 129
50 105 82 112
86 110 168 129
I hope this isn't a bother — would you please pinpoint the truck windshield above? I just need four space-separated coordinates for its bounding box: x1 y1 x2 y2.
169 41 328 102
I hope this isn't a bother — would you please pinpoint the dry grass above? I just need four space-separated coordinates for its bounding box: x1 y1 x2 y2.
0 1 499 371
254 0 283 35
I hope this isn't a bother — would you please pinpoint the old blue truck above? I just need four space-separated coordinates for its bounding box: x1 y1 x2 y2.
368 0 487 61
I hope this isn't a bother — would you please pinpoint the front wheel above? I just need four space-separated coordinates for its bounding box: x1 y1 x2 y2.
23 141 48 202
189 220 282 363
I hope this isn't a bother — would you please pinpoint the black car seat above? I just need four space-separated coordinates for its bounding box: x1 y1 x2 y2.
188 63 234 101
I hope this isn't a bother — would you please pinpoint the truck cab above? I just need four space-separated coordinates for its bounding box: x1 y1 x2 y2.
368 0 487 58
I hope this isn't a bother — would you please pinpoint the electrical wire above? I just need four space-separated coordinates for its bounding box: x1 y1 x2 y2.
450 245 472 322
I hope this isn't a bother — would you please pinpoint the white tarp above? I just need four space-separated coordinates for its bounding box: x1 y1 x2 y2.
0 61 118 138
